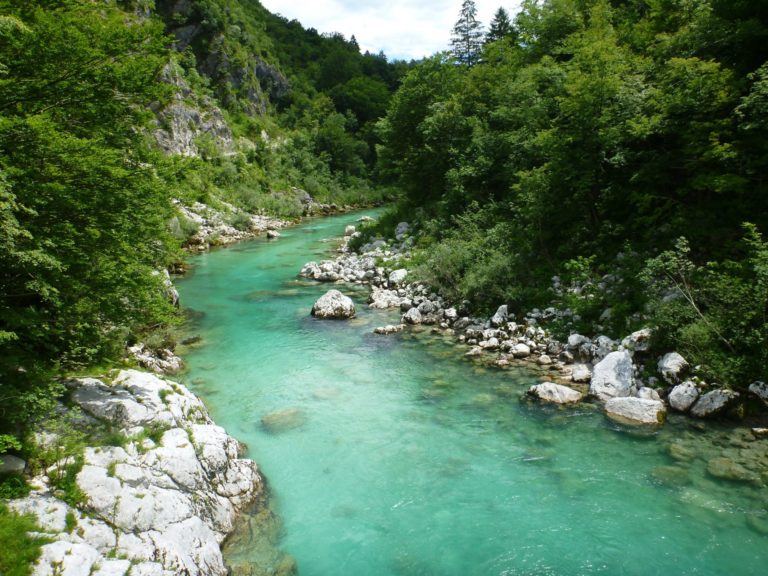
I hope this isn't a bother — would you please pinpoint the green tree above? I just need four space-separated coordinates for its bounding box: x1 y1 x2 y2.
451 0 485 67
486 7 515 44
0 0 176 428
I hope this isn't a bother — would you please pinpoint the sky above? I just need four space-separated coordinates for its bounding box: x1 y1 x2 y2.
259 0 523 61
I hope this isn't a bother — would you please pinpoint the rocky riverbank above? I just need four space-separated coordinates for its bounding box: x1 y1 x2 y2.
7 369 291 576
300 221 768 429
174 194 370 253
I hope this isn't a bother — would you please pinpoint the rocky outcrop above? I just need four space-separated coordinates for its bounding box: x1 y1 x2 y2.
589 351 634 401
690 389 740 419
605 397 666 425
153 63 234 157
311 290 356 319
10 370 263 576
527 383 583 404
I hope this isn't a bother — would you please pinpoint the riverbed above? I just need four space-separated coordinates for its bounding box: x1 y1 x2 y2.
176 211 768 576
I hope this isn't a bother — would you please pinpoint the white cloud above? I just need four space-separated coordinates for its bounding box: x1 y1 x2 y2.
259 0 522 61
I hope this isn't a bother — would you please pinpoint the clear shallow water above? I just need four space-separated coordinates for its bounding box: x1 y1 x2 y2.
176 212 768 576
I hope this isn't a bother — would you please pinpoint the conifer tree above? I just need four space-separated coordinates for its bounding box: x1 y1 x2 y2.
486 7 514 44
451 0 484 67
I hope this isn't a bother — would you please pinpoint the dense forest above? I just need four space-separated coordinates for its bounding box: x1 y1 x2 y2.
375 0 768 389
0 0 405 452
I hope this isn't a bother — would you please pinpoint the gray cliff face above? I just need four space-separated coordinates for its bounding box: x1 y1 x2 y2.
153 63 234 157
10 370 263 576
153 1 290 118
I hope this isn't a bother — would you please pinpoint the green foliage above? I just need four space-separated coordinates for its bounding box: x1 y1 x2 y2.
0 0 177 431
377 0 768 386
0 474 31 499
0 502 47 576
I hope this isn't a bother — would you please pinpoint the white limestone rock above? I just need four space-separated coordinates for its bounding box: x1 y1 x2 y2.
636 387 662 401
388 268 408 286
311 289 356 319
589 350 634 401
527 383 583 404
690 389 740 419
658 352 689 384
605 397 666 425
669 381 700 412
14 370 262 576
571 363 593 384
621 328 653 353
369 287 403 309
403 307 423 325
512 343 531 358
490 305 509 328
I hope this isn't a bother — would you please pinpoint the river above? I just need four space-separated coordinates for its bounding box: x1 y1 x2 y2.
175 210 768 576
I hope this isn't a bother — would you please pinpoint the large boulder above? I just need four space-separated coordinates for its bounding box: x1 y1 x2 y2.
668 381 700 412
605 397 666 425
311 290 355 319
658 352 689 384
690 389 740 419
527 383 583 405
589 350 634 401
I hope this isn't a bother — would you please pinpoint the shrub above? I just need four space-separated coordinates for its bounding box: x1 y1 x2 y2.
0 502 48 576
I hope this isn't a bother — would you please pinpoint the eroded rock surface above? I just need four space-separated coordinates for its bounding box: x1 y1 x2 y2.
10 370 263 576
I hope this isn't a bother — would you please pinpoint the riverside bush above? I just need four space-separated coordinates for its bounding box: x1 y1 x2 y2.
642 226 768 387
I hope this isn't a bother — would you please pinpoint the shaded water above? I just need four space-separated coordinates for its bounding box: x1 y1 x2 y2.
176 212 768 576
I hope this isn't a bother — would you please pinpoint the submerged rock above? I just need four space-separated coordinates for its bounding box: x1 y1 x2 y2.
589 351 634 401
311 290 355 319
605 397 666 425
374 324 405 335
707 457 759 483
527 383 583 405
260 409 306 434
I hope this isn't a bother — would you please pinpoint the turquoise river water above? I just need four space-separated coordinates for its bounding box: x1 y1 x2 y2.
176 211 768 576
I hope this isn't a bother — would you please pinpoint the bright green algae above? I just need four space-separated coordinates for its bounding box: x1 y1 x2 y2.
176 212 768 576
